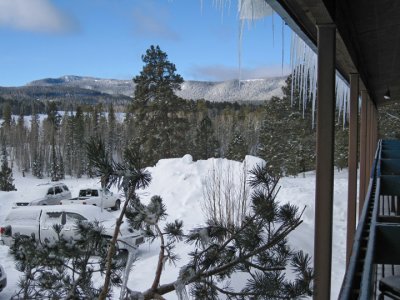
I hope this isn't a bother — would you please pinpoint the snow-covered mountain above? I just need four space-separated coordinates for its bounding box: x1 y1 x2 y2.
26 75 287 102
27 76 134 98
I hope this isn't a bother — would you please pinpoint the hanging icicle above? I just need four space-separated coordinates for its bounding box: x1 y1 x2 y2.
209 0 350 124
237 0 274 85
281 18 284 74
290 32 349 128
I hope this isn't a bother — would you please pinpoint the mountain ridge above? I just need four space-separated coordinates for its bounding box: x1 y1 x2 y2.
25 75 287 102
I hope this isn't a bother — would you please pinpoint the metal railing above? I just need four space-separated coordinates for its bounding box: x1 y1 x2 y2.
339 140 400 299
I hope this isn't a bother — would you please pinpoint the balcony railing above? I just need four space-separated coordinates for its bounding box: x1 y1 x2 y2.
339 140 400 299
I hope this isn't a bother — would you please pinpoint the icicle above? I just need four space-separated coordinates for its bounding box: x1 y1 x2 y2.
238 20 243 88
281 18 284 74
174 280 189 300
290 33 349 128
238 0 273 21
290 32 295 106
236 0 273 88
272 11 275 47
174 266 195 300
119 248 137 300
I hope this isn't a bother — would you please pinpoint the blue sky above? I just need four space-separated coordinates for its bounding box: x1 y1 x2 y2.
0 0 291 87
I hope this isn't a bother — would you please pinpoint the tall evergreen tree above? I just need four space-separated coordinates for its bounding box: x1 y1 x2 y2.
46 102 62 181
133 45 183 105
73 106 86 177
131 45 185 165
226 131 248 161
193 116 220 160
0 143 16 191
30 103 43 178
258 76 315 177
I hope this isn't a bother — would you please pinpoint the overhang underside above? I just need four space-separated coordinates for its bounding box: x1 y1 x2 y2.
268 0 400 106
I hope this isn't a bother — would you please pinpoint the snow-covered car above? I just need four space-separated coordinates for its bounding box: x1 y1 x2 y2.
0 264 6 292
15 183 72 206
0 205 144 252
60 188 121 210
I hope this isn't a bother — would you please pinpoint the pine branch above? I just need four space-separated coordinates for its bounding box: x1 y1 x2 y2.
150 225 166 291
98 186 135 300
142 217 303 299
243 260 285 272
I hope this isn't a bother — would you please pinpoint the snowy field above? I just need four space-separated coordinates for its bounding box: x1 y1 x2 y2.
0 155 348 299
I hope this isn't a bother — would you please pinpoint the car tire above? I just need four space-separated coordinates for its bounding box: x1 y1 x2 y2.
113 200 121 211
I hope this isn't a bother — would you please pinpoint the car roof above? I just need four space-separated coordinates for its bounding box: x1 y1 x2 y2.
6 205 115 221
35 182 67 191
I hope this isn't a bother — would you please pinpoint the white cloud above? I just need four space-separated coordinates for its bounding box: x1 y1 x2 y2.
189 64 290 81
0 0 78 33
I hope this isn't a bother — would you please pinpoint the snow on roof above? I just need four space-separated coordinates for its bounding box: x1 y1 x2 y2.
5 205 115 223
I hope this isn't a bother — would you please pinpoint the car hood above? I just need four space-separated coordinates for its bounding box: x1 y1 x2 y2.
27 197 47 205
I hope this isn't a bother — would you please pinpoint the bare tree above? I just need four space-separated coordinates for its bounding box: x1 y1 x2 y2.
202 159 250 230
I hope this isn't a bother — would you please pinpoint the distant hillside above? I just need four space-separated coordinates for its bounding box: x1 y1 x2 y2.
27 76 134 98
178 78 286 102
0 75 286 106
0 85 131 105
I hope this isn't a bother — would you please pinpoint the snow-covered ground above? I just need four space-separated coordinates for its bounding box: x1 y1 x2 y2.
0 155 348 299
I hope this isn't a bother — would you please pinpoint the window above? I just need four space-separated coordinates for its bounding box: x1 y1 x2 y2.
63 185 69 191
55 186 63 194
47 188 55 195
46 212 62 223
91 190 99 197
65 212 87 222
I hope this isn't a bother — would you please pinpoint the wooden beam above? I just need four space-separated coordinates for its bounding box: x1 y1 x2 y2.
359 90 368 214
346 73 359 267
314 23 336 300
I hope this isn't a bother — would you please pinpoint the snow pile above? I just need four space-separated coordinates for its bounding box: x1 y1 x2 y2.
0 155 347 299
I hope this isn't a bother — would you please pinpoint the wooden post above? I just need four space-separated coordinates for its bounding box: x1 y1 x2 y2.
314 23 336 300
346 73 359 267
359 90 368 215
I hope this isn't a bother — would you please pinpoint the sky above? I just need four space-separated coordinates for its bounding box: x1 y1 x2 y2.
0 0 292 87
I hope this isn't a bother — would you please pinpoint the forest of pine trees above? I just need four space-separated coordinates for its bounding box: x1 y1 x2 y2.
0 45 357 183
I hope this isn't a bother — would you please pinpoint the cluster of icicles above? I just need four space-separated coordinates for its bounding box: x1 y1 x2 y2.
210 0 351 128
290 32 350 128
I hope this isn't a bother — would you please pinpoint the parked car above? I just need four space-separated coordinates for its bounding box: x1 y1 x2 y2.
15 183 72 207
60 188 121 210
0 264 6 292
0 205 144 252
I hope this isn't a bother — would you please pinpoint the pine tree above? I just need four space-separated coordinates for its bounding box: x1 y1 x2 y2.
30 103 42 178
194 116 220 160
1 102 12 147
73 106 86 178
10 220 125 299
87 137 313 299
50 143 58 181
131 45 185 165
133 45 183 105
86 138 151 300
226 131 248 161
0 143 16 191
46 102 61 181
258 76 315 177
335 122 349 171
